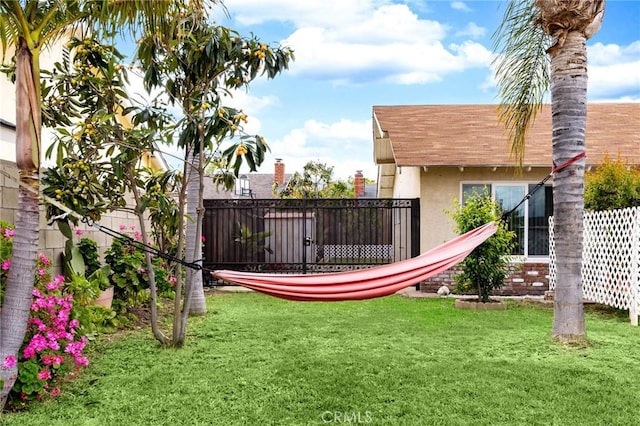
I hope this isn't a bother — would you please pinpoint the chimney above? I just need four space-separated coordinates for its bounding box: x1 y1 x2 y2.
354 170 365 198
274 158 285 185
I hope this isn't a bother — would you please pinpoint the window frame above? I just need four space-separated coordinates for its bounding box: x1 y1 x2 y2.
460 180 552 260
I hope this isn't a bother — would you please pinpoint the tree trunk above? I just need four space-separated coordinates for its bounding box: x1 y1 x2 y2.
550 31 587 342
185 150 207 316
127 169 169 346
0 40 41 410
139 213 169 346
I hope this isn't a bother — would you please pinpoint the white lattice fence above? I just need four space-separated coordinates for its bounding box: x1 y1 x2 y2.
549 206 640 325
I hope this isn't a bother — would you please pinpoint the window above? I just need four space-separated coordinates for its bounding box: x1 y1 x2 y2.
235 175 252 197
461 182 553 257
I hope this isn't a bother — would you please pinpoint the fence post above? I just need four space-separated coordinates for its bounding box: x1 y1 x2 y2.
630 207 639 326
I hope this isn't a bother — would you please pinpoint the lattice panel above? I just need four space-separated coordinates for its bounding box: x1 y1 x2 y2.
319 245 393 260
549 207 639 320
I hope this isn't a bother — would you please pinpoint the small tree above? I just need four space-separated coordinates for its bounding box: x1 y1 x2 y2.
448 193 516 303
278 160 352 198
584 155 640 211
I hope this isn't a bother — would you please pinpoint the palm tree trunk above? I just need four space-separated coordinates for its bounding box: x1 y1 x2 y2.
0 39 41 410
550 31 587 342
185 150 207 316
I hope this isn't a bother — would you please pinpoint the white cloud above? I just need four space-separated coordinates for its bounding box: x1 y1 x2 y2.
220 90 280 135
450 1 471 12
588 60 640 99
588 41 640 65
588 41 640 100
265 118 376 180
223 0 493 85
284 25 491 85
223 0 382 27
455 22 486 39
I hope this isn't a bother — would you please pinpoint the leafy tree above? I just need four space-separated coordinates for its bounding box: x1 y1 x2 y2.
493 0 605 343
278 160 352 198
42 36 179 345
0 0 172 409
136 3 293 330
584 155 640 210
449 192 516 303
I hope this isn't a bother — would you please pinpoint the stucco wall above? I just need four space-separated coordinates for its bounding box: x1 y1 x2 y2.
419 166 550 252
392 166 421 198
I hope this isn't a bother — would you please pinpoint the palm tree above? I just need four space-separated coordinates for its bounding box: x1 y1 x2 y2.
493 0 605 343
0 0 172 409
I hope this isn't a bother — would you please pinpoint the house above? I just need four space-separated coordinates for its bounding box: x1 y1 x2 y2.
354 170 377 199
203 159 292 199
372 103 640 295
204 159 375 199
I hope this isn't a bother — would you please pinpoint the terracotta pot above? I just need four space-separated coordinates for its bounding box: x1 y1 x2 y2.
94 286 114 308
454 299 507 311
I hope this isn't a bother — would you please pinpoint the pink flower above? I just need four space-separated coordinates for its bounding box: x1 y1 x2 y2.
75 229 84 236
38 268 47 276
38 253 51 266
48 340 60 351
119 224 127 231
50 388 61 397
46 282 59 291
201 235 206 243
133 231 143 241
75 356 89 366
4 229 15 238
37 370 52 380
69 319 80 329
137 267 146 274
129 225 136 230
29 334 48 352
169 276 178 285
2 355 17 369
23 346 36 359
1 260 10 270
52 355 64 367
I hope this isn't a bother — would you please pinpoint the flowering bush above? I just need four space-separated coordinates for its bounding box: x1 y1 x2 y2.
105 225 175 310
0 221 15 304
0 224 89 404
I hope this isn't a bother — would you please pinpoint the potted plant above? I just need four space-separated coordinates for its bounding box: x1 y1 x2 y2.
448 191 516 309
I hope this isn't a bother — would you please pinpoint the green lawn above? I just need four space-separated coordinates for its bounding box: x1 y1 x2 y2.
4 294 640 425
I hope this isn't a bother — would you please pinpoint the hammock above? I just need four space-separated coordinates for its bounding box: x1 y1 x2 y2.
211 222 497 302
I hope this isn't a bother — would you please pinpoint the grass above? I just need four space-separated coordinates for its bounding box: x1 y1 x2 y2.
3 294 640 425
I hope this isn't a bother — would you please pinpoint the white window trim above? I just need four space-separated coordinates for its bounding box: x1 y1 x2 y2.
460 180 551 260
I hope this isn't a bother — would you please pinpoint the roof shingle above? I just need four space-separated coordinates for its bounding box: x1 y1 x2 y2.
373 103 640 167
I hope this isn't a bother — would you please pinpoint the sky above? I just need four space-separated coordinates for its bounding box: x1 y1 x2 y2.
148 0 640 181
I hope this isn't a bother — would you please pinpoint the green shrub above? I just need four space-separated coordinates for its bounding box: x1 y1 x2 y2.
105 229 174 311
78 237 102 276
584 155 640 210
448 192 516 303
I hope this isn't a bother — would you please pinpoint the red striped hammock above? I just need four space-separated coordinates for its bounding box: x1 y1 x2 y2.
212 222 497 302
